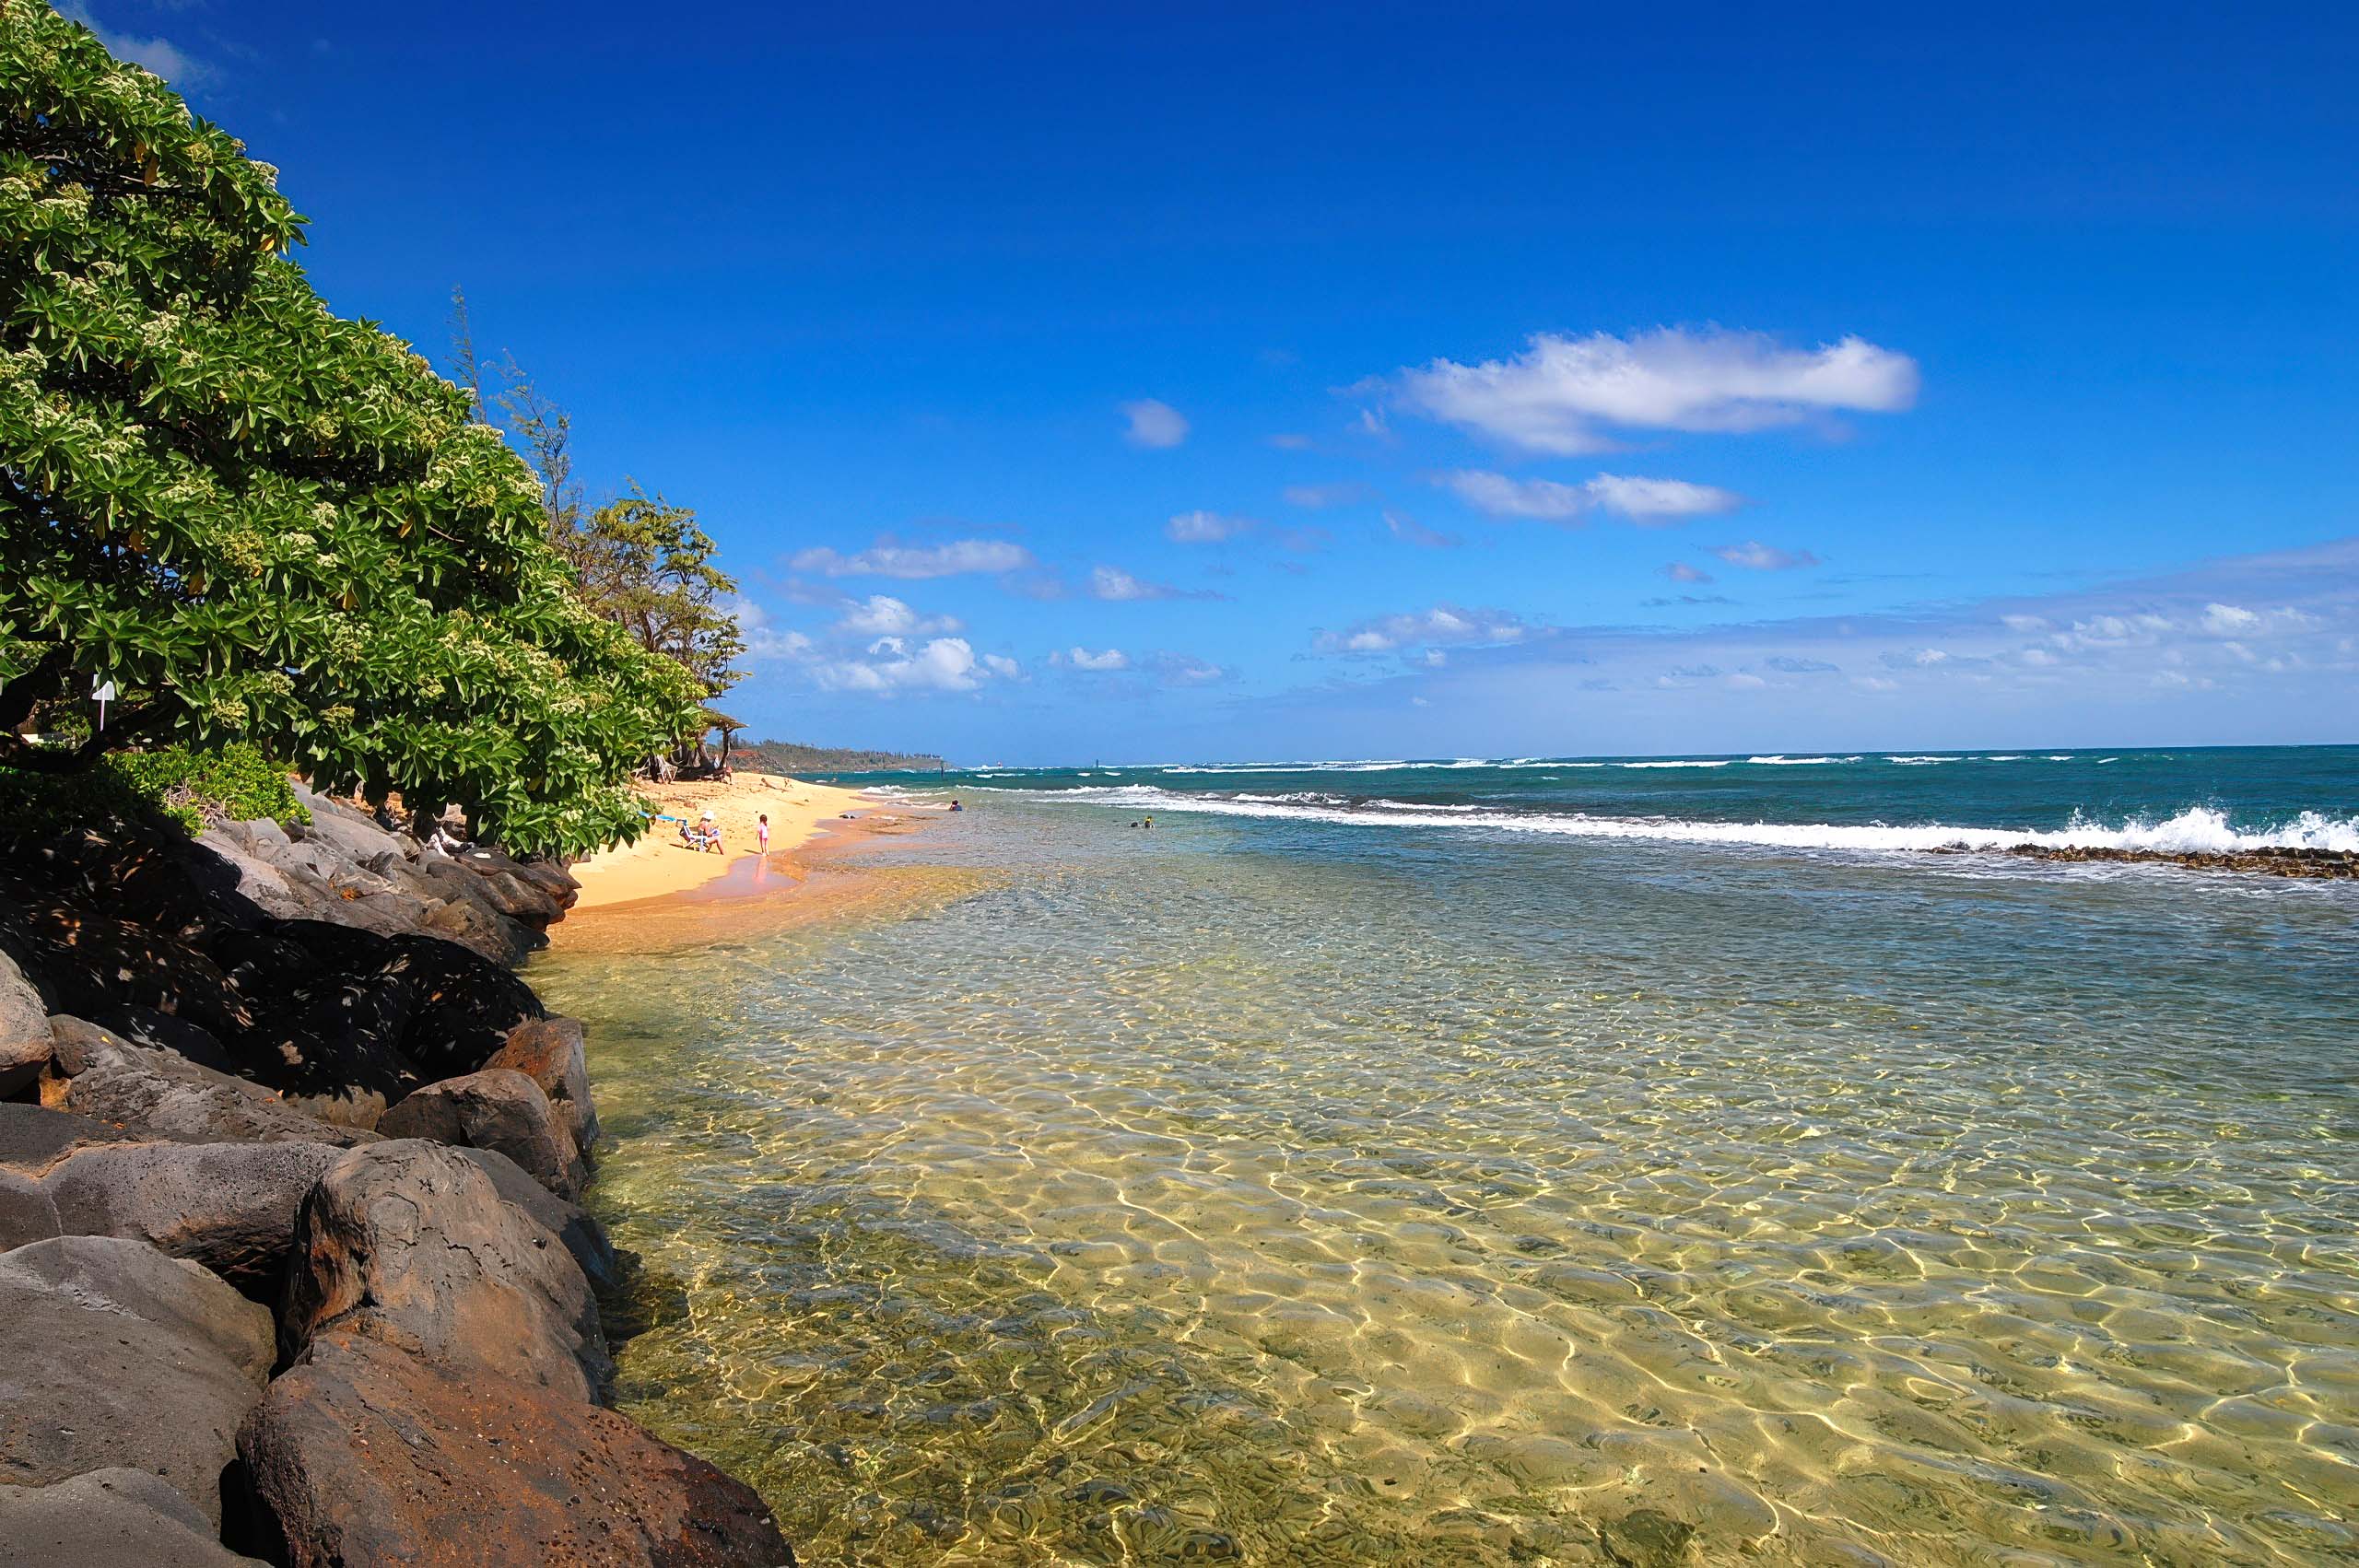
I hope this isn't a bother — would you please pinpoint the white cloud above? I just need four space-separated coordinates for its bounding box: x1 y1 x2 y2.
1148 652 1226 685
1384 510 1461 549
1439 470 1589 521
1714 540 1822 571
836 594 961 637
1121 398 1189 449
1441 469 1743 523
1063 646 1130 672
811 636 1014 695
1380 326 1919 454
1583 474 1744 521
1724 672 1768 690
2001 614 2050 633
1282 483 1367 509
1266 432 1313 451
61 3 206 82
1089 565 1214 602
724 596 816 661
1663 562 1715 584
1318 604 1540 655
792 538 1034 579
1167 509 1254 544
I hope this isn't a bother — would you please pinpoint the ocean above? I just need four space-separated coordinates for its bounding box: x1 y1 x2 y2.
532 744 2359 1566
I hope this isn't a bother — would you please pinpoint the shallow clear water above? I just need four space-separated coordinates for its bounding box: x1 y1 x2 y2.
534 755 2359 1566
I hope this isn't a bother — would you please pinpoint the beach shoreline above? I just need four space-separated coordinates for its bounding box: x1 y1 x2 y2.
564 771 871 909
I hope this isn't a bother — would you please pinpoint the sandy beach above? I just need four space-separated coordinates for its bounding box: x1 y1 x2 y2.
564 772 870 909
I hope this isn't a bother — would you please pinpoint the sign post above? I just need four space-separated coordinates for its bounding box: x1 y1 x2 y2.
93 678 115 734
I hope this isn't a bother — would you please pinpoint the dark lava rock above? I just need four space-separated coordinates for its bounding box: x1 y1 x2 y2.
233 1327 792 1568
43 1016 379 1150
79 1002 236 1073
279 1140 611 1402
0 1465 268 1566
386 932 546 1076
487 1014 599 1153
0 1235 274 1526
0 877 251 1039
381 1068 585 1199
240 970 422 1129
41 1138 344 1294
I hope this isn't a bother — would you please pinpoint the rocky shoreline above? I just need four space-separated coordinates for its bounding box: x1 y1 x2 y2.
1936 843 2359 878
0 787 796 1565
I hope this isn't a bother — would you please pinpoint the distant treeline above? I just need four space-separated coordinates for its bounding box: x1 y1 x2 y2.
734 740 946 774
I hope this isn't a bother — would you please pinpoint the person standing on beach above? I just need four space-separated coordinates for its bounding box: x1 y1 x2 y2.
757 813 770 858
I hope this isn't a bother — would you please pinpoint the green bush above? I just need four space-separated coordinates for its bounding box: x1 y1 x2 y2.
0 742 308 839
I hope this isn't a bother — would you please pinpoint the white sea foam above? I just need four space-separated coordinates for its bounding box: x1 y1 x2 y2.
995 785 2359 857
1744 755 1858 766
1616 759 1731 769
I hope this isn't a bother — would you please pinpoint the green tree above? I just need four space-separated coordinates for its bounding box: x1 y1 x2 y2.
447 295 744 707
0 1 705 854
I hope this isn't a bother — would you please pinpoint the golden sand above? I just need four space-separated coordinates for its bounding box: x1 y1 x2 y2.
564 772 870 909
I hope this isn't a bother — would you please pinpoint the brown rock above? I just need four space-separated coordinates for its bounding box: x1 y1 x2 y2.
454 1146 622 1297
279 1140 611 1401
0 1235 274 1526
382 1068 585 1199
487 1014 600 1153
234 1328 792 1567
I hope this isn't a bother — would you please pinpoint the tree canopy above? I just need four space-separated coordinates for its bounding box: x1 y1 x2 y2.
0 1 708 854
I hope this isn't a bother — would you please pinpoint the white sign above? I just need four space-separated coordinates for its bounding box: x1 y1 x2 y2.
92 680 116 703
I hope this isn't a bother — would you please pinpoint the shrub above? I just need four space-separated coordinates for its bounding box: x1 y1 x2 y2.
0 741 308 839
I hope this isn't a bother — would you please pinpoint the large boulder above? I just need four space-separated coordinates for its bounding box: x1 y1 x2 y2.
0 1101 142 1174
0 1169 60 1249
41 1139 344 1293
279 1140 610 1402
0 1466 268 1566
0 880 251 1039
455 1146 622 1297
240 971 422 1128
190 828 328 924
265 921 543 1079
386 932 546 1076
419 890 539 967
235 1328 792 1568
43 1017 378 1150
79 1002 237 1073
381 1069 585 1199
487 1014 599 1153
0 1235 274 1527
0 950 46 1095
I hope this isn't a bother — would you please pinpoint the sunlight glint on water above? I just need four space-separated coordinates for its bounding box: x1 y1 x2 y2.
535 785 2359 1566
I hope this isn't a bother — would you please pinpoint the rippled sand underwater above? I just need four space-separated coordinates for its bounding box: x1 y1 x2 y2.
533 804 2359 1566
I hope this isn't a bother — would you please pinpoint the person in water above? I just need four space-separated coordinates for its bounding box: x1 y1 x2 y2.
757 813 769 856
948 799 964 813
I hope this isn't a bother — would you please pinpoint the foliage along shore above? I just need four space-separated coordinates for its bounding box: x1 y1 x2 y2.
0 778 798 1564
730 738 947 775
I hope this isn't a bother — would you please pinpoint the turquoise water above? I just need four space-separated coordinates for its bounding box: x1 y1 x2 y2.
535 745 2359 1566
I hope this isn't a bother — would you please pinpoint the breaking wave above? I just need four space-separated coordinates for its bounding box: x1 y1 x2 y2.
993 785 2359 857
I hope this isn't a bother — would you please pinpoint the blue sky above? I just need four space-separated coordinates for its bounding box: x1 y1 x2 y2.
88 1 2359 762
